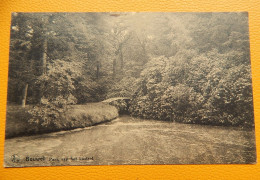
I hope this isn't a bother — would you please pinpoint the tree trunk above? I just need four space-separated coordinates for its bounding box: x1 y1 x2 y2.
113 58 117 79
135 34 148 64
119 48 124 70
21 83 28 107
42 38 47 74
142 44 148 64
96 61 100 79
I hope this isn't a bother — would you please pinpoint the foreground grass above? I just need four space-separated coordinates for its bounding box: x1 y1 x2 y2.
5 103 118 138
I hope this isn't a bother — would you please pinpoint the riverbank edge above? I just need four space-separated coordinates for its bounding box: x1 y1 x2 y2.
5 103 119 139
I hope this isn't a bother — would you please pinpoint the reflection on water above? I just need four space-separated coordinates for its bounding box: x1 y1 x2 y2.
4 115 256 167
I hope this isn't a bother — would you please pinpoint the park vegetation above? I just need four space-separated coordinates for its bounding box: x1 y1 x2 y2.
6 103 118 138
7 12 254 135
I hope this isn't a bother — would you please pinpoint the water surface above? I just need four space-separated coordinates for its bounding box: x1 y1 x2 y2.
4 115 256 167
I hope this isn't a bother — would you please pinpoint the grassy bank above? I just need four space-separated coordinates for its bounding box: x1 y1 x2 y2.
65 103 119 128
5 103 118 138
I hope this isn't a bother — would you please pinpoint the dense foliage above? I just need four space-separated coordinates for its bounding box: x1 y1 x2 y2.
8 12 254 128
129 13 254 127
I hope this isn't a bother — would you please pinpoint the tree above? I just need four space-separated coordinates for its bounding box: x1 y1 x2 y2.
8 13 35 105
28 59 80 127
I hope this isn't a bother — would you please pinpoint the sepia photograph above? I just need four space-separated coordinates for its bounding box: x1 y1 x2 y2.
4 12 256 167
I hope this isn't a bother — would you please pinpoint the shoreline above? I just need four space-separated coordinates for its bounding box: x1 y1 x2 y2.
5 102 118 139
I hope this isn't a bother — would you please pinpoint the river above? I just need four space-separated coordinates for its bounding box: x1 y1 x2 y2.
4 115 256 167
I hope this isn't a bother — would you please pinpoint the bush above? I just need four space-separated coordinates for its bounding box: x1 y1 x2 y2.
129 53 254 127
6 103 119 138
28 59 78 127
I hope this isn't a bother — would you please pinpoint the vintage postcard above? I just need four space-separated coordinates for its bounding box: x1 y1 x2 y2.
4 12 256 167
